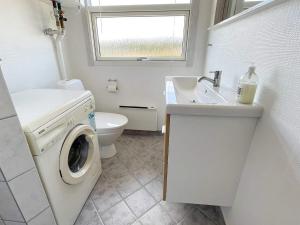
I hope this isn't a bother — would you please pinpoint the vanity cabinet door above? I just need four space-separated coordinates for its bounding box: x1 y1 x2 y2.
164 114 256 206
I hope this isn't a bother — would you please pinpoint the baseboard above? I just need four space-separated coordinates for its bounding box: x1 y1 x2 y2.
123 129 162 136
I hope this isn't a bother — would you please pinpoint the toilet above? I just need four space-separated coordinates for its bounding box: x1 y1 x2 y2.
57 79 128 158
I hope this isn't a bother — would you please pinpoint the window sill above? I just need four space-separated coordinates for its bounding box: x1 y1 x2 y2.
91 60 189 67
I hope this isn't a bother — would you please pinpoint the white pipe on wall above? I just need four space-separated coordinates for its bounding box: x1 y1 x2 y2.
55 34 68 80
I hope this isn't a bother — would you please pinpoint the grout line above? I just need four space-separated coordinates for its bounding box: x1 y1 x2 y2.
195 207 220 225
6 167 45 224
159 201 178 225
107 172 139 218
0 168 6 183
0 114 17 121
91 172 125 216
94 174 157 219
93 136 164 224
131 200 161 223
5 181 27 223
1 219 26 223
90 198 105 225
26 206 50 223
113 151 146 188
96 198 123 216
117 153 161 200
6 167 35 182
142 180 160 203
91 187 123 217
123 194 139 219
119 139 172 223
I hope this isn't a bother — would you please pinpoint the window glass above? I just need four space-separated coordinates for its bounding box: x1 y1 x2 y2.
95 15 186 59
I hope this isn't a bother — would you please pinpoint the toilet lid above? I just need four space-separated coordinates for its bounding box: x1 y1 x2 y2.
95 112 128 131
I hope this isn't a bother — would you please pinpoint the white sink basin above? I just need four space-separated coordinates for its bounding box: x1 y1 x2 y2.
172 76 226 104
165 76 263 117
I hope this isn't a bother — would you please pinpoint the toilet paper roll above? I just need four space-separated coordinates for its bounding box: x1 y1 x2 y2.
107 83 118 93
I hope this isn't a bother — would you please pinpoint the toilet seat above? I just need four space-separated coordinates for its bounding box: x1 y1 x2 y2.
95 112 128 133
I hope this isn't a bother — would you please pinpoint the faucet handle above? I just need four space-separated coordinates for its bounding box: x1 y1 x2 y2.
209 71 222 78
209 71 222 87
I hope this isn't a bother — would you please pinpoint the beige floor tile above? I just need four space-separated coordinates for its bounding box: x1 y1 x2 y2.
125 188 156 217
75 199 104 225
139 204 175 225
145 176 163 202
101 201 136 225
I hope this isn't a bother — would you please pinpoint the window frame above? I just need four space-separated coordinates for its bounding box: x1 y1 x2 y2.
243 1 264 9
86 2 194 63
91 10 190 61
235 0 264 13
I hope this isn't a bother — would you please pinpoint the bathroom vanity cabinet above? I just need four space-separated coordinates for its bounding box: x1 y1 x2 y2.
163 113 258 206
163 76 263 206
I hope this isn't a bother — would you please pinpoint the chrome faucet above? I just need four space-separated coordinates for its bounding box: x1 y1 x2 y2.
198 71 222 88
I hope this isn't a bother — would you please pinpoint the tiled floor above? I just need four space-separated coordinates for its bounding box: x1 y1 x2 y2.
75 133 225 225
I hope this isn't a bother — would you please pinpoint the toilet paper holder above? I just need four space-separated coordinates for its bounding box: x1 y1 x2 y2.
107 79 118 92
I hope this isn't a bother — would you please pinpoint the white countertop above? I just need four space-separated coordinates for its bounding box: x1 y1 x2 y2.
165 76 263 118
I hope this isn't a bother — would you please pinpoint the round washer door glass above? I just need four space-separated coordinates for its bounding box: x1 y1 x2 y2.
68 134 89 173
60 125 100 185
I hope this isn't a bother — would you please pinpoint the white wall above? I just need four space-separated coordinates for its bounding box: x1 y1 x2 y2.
63 0 213 129
0 0 60 93
205 1 300 224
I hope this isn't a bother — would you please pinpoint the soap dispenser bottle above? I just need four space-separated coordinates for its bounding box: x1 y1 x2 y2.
237 65 258 104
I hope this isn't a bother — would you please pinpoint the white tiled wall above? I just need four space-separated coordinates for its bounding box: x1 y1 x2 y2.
0 182 24 222
0 68 56 224
9 169 49 221
0 67 16 119
0 117 35 181
205 0 300 224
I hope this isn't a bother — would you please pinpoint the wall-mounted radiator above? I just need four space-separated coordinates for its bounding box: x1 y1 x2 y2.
119 105 158 131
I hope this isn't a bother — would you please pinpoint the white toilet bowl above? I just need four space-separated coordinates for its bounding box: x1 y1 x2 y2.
95 112 128 158
57 79 128 158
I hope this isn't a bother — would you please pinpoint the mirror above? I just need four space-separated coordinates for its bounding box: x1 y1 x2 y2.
213 0 268 25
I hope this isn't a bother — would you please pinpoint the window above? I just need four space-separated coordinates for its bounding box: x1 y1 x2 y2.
88 1 192 61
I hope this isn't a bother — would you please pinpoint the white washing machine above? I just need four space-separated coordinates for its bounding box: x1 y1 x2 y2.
11 89 102 225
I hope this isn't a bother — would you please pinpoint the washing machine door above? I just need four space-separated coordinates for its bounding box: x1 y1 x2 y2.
60 124 100 185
